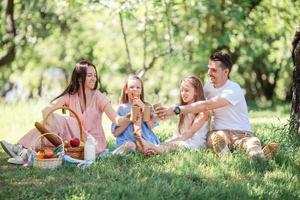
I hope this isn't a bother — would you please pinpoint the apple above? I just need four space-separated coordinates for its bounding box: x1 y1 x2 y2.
70 137 80 147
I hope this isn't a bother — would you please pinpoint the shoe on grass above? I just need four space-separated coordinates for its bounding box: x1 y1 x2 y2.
212 134 231 156
263 143 280 160
7 156 26 165
249 150 265 160
7 149 28 165
1 140 18 158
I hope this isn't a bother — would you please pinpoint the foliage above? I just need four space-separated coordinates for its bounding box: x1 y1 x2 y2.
0 0 300 103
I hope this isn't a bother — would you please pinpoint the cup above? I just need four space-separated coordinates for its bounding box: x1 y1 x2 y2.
143 104 152 121
131 105 140 122
153 103 167 120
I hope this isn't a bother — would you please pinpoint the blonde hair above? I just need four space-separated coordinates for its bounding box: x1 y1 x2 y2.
178 76 205 133
119 75 145 104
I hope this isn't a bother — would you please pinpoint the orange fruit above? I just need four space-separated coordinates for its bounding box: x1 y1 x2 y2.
36 151 45 159
44 148 54 159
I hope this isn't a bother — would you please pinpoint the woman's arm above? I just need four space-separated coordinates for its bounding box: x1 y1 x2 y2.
104 104 132 137
104 103 128 126
112 114 131 137
172 111 209 141
42 96 66 119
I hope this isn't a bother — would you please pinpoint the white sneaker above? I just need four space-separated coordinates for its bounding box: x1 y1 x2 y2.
7 156 25 165
7 149 28 165
17 148 28 161
249 150 265 160
0 140 17 158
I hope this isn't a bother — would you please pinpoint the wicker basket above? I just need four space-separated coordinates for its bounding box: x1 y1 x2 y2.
33 133 64 169
43 106 84 160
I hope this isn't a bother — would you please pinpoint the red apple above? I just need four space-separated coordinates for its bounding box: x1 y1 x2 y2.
70 137 80 147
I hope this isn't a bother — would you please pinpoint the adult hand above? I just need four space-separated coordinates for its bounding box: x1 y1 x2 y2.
155 105 175 120
125 113 131 119
123 115 131 123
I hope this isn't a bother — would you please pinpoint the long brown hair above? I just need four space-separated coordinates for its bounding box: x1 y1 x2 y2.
52 60 98 107
178 76 205 133
119 75 144 104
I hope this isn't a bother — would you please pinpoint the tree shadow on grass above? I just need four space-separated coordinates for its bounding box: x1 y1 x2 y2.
0 150 299 200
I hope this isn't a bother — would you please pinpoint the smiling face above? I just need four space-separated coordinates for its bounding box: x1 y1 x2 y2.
126 79 143 102
84 66 97 90
207 60 229 88
180 80 196 104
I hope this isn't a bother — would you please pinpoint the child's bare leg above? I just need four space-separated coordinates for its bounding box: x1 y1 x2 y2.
141 138 178 154
112 141 136 155
133 111 144 153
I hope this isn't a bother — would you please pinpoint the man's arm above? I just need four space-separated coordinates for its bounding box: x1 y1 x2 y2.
180 96 231 114
156 96 231 118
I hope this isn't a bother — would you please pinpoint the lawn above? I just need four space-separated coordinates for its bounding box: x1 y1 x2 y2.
0 101 300 200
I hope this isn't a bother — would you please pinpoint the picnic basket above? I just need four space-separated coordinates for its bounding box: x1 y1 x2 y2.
43 106 84 160
32 133 64 169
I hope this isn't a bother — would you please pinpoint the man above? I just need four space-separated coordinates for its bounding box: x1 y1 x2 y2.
157 51 279 159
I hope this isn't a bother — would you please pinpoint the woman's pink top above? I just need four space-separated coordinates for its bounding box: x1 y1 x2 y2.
18 90 110 153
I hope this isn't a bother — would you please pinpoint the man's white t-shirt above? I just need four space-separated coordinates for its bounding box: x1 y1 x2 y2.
204 80 251 132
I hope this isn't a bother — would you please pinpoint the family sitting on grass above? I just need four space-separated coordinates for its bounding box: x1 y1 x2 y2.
0 51 280 165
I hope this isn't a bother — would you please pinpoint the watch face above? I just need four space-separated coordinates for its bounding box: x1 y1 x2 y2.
174 106 180 115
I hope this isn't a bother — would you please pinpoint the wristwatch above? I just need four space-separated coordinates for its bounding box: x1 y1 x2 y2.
173 105 181 115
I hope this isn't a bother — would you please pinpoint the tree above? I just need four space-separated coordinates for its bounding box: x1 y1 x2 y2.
0 0 16 67
290 27 300 134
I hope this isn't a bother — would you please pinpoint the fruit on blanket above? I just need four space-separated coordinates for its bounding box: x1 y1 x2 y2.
70 137 80 147
44 148 55 158
36 151 45 159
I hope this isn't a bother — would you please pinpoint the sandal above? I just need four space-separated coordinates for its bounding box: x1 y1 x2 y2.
212 134 231 156
263 143 280 160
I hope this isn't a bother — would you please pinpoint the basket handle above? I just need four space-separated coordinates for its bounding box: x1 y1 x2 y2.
43 106 84 142
31 132 65 153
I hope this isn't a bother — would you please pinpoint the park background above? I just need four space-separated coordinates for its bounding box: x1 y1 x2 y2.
0 0 300 199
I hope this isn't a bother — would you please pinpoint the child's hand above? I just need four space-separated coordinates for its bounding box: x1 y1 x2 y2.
132 99 145 110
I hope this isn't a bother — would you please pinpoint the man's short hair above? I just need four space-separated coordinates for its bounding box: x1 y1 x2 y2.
209 51 233 73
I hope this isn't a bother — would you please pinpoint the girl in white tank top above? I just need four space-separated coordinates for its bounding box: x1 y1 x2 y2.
139 76 209 154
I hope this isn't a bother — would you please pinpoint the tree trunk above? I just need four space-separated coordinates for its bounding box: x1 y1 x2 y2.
290 27 300 134
0 0 16 67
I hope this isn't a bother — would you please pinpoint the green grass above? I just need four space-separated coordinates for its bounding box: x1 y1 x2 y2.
1 101 300 200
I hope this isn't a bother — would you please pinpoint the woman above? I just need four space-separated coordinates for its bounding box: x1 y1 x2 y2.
1 60 126 164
